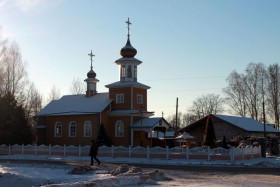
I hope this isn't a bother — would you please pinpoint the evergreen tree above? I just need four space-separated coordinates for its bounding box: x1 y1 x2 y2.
97 123 112 146
0 92 32 145
204 116 216 148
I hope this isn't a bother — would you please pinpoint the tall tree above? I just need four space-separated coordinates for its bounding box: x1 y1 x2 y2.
167 112 183 130
244 63 266 120
69 77 85 94
267 64 280 129
24 82 43 127
97 123 112 146
0 42 28 104
224 71 248 117
204 116 216 148
0 92 33 145
47 85 61 104
188 94 224 118
182 113 198 126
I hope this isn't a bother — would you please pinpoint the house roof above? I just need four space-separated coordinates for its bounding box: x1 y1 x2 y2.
213 114 280 133
130 117 170 129
35 93 112 117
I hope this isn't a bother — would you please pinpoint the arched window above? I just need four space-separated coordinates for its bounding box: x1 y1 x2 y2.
115 120 124 137
84 121 92 137
69 121 76 137
54 122 62 137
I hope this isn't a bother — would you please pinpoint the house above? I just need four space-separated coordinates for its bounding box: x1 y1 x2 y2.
35 19 171 147
180 114 280 145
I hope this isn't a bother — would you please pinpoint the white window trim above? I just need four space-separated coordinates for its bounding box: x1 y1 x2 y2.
115 120 124 137
84 120 92 137
68 121 76 137
116 94 124 104
54 122 62 137
137 94 143 104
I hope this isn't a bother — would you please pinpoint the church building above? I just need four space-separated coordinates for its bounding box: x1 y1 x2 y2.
35 19 171 147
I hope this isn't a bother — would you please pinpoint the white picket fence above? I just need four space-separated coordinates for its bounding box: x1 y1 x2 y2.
0 144 261 162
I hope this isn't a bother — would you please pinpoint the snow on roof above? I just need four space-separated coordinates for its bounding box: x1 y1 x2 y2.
105 81 150 89
213 114 280 133
36 93 112 117
130 117 164 128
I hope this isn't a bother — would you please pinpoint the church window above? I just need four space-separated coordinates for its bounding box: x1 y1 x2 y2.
84 121 92 137
127 65 132 78
115 120 124 137
137 94 143 104
54 122 62 137
121 65 126 78
69 121 76 137
116 94 124 103
134 66 137 78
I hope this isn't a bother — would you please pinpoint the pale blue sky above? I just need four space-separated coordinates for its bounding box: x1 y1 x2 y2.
1 0 280 117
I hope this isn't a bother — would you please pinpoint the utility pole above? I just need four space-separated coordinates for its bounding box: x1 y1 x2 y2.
261 70 266 137
175 97 178 133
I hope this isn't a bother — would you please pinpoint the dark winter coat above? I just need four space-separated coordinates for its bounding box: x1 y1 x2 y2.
89 142 99 156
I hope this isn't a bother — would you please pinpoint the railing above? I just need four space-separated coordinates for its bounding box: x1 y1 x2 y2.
0 144 261 162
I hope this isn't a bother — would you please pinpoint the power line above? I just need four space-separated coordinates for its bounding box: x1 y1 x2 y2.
139 75 226 82
149 87 224 93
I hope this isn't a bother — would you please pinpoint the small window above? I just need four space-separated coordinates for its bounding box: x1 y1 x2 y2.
134 66 137 78
116 94 124 103
137 94 143 104
69 121 76 137
127 65 132 78
54 122 62 137
121 65 126 78
84 121 92 137
115 120 124 137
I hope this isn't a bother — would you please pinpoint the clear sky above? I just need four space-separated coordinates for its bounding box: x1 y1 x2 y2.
1 0 280 117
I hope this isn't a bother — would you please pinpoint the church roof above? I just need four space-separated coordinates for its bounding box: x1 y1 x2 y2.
105 81 150 89
35 93 112 117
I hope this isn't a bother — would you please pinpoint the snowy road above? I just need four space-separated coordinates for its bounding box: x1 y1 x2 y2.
1 161 280 187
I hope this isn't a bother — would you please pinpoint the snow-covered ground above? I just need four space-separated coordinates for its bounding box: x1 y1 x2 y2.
0 155 280 186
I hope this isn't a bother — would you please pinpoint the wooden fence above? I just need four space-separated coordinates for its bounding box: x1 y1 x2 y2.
0 144 261 162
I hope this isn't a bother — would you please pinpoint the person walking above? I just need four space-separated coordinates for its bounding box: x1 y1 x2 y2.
89 139 101 165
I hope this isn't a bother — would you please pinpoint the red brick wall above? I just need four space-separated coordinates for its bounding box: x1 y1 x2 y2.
36 113 110 146
109 87 147 110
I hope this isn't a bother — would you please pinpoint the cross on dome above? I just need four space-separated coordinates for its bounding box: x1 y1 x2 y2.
125 17 132 37
88 50 95 70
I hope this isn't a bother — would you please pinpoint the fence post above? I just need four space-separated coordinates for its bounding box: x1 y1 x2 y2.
230 148 233 163
242 147 244 160
49 144 51 156
207 146 210 161
128 145 131 158
111 145 114 158
79 145 81 157
35 144 37 155
147 145 150 159
8 144 11 155
186 147 189 160
64 145 66 157
166 146 169 160
22 144 24 155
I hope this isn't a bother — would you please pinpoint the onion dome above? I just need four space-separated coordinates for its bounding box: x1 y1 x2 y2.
87 69 96 78
120 38 137 57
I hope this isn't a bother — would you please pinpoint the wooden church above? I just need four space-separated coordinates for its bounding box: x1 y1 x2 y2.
35 19 171 147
